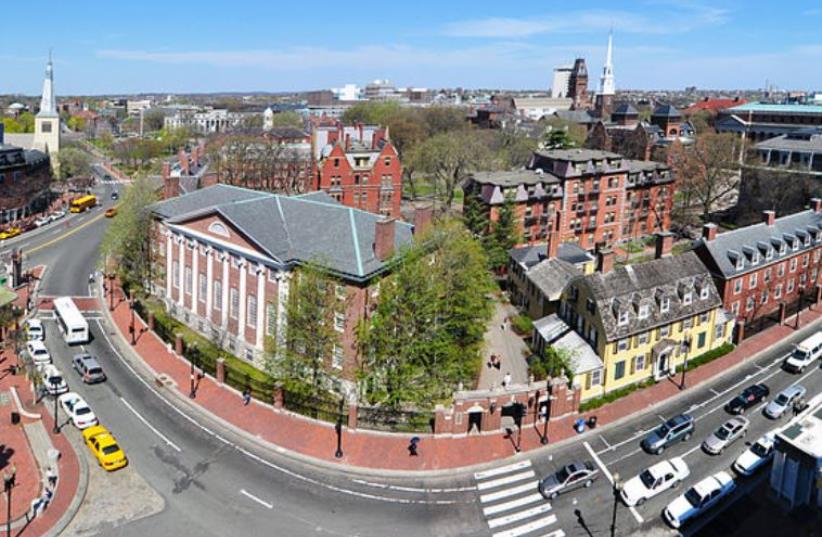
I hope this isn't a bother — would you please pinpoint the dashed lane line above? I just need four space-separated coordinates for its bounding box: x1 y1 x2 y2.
240 488 274 509
584 441 644 524
491 514 557 537
681 442 704 459
119 396 182 452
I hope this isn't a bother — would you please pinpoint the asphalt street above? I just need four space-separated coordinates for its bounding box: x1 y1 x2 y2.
13 177 822 537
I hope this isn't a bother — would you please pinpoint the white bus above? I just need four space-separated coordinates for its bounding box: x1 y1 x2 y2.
53 297 90 345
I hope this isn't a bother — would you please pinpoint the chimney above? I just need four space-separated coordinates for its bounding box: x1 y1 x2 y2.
374 218 396 261
162 162 179 199
178 149 189 175
655 231 674 259
812 198 822 213
357 122 364 142
546 232 560 259
344 134 351 151
596 248 614 274
702 223 718 241
413 205 433 236
762 210 776 226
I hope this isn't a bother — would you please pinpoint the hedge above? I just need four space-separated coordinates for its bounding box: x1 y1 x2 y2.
511 314 533 335
579 342 736 412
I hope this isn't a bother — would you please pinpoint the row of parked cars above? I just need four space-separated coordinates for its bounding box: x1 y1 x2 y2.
24 319 128 472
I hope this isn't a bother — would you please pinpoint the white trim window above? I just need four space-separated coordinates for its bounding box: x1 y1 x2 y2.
775 284 783 299
788 278 795 293
660 297 671 313
266 302 277 336
334 312 346 332
634 354 646 371
173 261 180 288
617 310 629 326
184 267 192 294
683 292 693 306
214 281 222 310
733 279 743 295
638 304 650 320
746 296 755 312
700 286 709 300
589 369 602 387
790 258 798 272
748 273 757 289
198 273 207 302
247 294 257 327
331 345 344 370
778 263 786 277
229 287 239 319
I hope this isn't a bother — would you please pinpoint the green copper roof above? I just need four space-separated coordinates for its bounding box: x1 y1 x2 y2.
728 101 822 114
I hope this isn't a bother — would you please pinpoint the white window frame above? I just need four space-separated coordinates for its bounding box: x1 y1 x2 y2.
334 311 346 332
790 258 798 272
198 273 207 302
661 297 671 313
638 304 649 320
229 287 239 319
618 310 629 326
172 261 180 288
247 294 257 327
331 345 344 370
700 287 709 299
746 296 755 312
733 279 742 295
213 281 222 310
184 267 192 294
683 292 693 306
590 369 602 387
775 284 783 299
749 273 758 289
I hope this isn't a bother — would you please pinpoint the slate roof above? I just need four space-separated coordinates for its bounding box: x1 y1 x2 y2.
535 148 622 162
572 251 721 342
755 128 822 153
553 110 596 124
534 314 603 374
527 258 583 301
694 209 822 278
152 185 414 282
471 169 560 187
612 103 639 116
652 104 682 118
510 242 594 269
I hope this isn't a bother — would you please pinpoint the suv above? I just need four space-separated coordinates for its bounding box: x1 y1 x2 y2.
725 384 770 414
783 331 822 373
642 414 695 455
72 354 107 384
764 385 807 419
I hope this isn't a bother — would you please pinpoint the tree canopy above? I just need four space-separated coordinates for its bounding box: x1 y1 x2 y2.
56 146 92 181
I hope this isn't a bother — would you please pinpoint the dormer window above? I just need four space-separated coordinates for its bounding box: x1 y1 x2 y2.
660 297 670 313
700 286 709 299
638 304 650 320
765 248 773 261
618 310 629 326
751 251 760 264
735 256 744 270
804 235 811 246
683 292 693 306
793 239 799 251
780 243 787 255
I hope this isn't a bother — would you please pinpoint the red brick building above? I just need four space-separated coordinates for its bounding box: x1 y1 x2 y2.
464 148 675 252
313 123 402 218
150 183 430 384
0 126 52 224
693 203 822 324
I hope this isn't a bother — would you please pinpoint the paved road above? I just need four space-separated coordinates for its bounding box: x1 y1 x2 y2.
20 179 822 537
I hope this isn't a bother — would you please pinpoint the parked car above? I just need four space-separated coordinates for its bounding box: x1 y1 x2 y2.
663 471 736 528
725 384 770 414
703 416 749 455
764 385 807 419
82 425 128 471
40 364 69 396
72 354 107 384
733 433 776 476
621 458 690 507
641 414 695 455
783 331 822 373
25 319 45 341
58 392 98 429
34 216 51 227
0 227 22 240
49 210 66 222
26 340 51 366
538 461 599 499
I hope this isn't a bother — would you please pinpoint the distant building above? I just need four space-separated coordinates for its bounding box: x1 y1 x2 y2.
512 98 573 121
363 80 400 101
568 59 589 110
126 99 152 116
33 55 60 156
164 109 248 134
313 124 402 218
753 127 822 172
332 84 362 101
0 125 52 223
551 65 573 98
717 102 822 142
769 394 822 512
681 97 747 118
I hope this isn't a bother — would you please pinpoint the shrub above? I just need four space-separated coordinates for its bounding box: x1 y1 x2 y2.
510 314 533 335
579 378 655 412
677 342 735 373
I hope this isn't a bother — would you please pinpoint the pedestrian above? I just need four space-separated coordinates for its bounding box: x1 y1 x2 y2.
46 466 57 488
502 372 512 389
242 388 251 406
495 354 502 370
408 436 420 457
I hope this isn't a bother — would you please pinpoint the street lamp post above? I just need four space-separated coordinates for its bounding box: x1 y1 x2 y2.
334 397 344 459
3 468 15 537
541 379 550 445
679 336 691 391
189 344 197 399
129 290 136 345
108 273 115 311
50 379 60 434
610 472 622 537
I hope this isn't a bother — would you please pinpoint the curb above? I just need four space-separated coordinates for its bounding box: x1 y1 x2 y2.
98 284 822 478
44 427 90 537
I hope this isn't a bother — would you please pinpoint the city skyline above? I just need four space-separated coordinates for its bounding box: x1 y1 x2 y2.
2 0 822 95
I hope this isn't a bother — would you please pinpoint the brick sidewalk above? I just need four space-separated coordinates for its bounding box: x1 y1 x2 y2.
106 281 822 472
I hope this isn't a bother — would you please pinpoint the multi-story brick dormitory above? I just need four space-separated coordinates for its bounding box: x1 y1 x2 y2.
463 148 674 251
149 183 431 384
313 123 402 218
693 201 822 324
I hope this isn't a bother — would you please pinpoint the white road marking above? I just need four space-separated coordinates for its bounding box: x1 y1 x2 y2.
797 366 819 384
240 488 273 509
682 442 704 459
475 460 532 480
487 503 553 528
600 434 612 450
754 401 768 413
541 531 565 537
710 388 721 396
480 482 538 504
482 493 544 516
492 514 557 537
584 441 644 524
350 479 476 493
119 397 182 452
657 415 668 422
477 470 536 491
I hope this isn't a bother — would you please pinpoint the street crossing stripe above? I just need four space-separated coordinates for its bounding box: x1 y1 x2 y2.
480 482 538 504
488 503 553 528
476 470 536 491
474 460 532 480
541 531 565 537
482 493 544 516
492 514 557 537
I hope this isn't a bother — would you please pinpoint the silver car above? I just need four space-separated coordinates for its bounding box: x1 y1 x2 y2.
764 385 806 419
702 416 749 455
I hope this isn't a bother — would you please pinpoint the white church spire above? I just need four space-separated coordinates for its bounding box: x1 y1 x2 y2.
38 51 57 117
599 31 615 96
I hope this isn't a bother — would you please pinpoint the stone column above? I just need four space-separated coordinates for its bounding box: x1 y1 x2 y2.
779 302 787 325
191 242 199 311
256 266 265 349
205 248 213 320
215 358 225 384
238 260 247 342
347 402 358 430
177 238 185 307
165 231 173 299
221 254 229 329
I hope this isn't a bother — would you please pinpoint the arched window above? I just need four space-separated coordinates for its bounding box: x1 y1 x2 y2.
208 221 230 237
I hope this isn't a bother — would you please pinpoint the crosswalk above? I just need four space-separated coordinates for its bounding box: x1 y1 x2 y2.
474 460 566 537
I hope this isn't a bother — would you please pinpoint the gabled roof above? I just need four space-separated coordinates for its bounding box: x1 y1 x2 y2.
652 104 682 118
612 103 639 116
152 185 414 282
694 209 822 278
534 314 603 374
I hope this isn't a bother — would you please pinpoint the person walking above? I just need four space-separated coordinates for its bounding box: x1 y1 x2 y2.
408 437 420 457
242 388 251 406
502 372 512 389
46 466 57 488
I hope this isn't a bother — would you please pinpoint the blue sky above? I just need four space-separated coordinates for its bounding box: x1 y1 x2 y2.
2 0 821 95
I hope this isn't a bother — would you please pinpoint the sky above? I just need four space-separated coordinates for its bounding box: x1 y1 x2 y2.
2 0 822 95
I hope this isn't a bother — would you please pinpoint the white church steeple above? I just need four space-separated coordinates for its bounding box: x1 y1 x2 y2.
38 51 58 118
33 51 60 155
599 31 615 96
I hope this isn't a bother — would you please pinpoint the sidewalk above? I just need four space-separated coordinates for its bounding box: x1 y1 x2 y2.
477 301 530 390
104 280 822 473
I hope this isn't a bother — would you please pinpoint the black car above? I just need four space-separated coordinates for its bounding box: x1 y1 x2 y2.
725 383 770 414
641 414 695 454
538 461 599 499
111 191 119 200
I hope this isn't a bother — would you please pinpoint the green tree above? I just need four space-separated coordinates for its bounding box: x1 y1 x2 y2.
1 112 35 133
485 196 520 271
67 115 86 132
540 117 587 148
267 111 304 129
56 146 92 182
270 263 340 397
462 189 490 238
98 176 159 290
530 346 577 383
360 220 493 408
342 101 403 125
143 109 166 132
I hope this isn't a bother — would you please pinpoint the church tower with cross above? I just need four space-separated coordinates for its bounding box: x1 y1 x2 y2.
32 52 60 156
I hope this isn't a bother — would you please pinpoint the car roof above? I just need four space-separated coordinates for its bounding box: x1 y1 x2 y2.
28 340 47 349
725 416 748 427
648 459 678 478
755 434 775 449
42 364 61 374
778 385 806 398
669 414 692 426
693 471 733 496
27 319 43 328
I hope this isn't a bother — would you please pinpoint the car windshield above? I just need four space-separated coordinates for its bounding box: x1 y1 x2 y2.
47 375 63 384
775 394 789 406
555 467 571 483
102 445 121 455
76 407 91 416
792 349 809 360
731 396 745 407
33 349 47 356
715 427 730 440
684 487 703 507
657 423 671 436
639 470 656 488
751 442 769 457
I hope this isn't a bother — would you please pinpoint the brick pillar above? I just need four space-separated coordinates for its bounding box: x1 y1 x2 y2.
273 383 284 408
174 333 184 356
347 403 358 430
779 302 787 325
733 319 746 345
485 399 502 431
148 312 155 331
215 358 225 384
815 284 822 308
434 405 449 435
523 393 537 427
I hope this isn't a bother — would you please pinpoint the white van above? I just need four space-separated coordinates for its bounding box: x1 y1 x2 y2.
784 331 822 373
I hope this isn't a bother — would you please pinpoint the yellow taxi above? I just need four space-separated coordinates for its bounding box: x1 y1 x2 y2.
0 227 22 240
104 207 118 218
82 425 128 471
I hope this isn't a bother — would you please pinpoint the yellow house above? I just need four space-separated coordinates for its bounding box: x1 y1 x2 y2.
540 249 734 401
